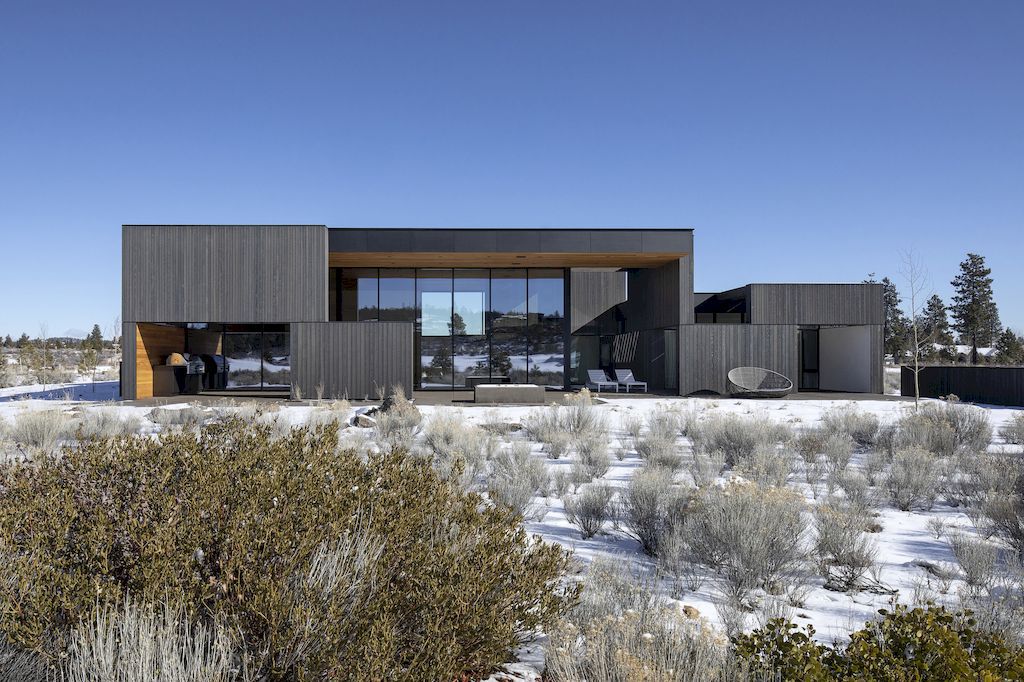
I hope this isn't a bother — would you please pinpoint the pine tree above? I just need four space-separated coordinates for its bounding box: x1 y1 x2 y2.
1 335 11 348
15 333 29 349
995 328 1024 365
950 253 1000 364
866 275 910 361
83 324 104 351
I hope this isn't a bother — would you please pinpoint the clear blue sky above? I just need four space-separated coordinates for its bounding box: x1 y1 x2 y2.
1 1 1021 339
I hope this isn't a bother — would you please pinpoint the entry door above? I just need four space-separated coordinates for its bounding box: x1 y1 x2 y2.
800 328 820 391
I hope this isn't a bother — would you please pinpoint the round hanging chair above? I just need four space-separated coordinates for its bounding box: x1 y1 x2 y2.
727 366 794 398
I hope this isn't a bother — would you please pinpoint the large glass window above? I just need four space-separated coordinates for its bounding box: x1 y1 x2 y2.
379 269 415 322
340 268 379 321
454 270 489 388
417 270 453 388
528 270 566 387
220 325 290 390
334 268 567 389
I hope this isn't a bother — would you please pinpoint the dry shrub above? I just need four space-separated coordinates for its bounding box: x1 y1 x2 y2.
683 481 807 601
983 462 1024 559
687 447 725 487
0 419 575 680
487 442 549 518
821 405 880 448
1002 413 1024 446
420 410 489 489
75 407 142 439
564 483 615 539
63 600 234 682
9 409 72 454
147 405 207 429
735 444 793 488
635 412 682 470
545 559 739 681
691 414 791 468
621 467 690 556
794 426 828 461
575 432 610 479
814 503 877 591
887 447 941 511
822 432 854 475
948 533 999 591
895 402 993 457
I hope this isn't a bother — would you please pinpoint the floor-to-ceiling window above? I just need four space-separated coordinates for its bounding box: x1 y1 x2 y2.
417 269 454 389
527 270 565 387
454 269 489 388
218 324 290 390
332 267 567 389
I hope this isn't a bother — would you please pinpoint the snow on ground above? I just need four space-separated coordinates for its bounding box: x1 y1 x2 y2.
1 385 1022 680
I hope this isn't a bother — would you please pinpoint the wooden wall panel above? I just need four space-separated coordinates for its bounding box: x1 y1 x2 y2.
134 323 186 399
290 322 414 400
623 257 693 331
570 270 627 333
678 324 799 396
327 252 687 268
122 225 328 324
749 284 883 326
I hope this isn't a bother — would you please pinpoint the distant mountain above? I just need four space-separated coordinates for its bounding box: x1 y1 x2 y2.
63 328 87 339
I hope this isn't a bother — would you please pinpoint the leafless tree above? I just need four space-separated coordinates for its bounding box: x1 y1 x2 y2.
899 251 933 408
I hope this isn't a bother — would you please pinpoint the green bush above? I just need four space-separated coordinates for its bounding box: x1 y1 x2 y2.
735 603 1024 681
0 419 576 680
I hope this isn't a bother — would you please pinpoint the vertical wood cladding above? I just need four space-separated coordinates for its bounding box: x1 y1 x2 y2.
623 257 693 331
122 225 327 323
748 284 883 325
291 322 413 399
570 270 627 333
678 324 799 396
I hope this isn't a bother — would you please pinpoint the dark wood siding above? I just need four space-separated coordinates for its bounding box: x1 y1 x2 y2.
120 322 137 400
290 322 413 399
122 225 327 323
748 284 883 326
570 270 627 333
678 324 799 396
624 257 692 330
902 365 1024 407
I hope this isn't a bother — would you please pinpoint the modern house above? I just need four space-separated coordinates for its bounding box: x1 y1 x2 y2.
120 225 883 400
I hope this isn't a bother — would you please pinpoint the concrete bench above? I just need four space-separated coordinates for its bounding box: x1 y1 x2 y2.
474 383 546 404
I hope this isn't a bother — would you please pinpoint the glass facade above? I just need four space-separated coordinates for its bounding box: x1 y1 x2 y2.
216 324 290 390
333 267 566 389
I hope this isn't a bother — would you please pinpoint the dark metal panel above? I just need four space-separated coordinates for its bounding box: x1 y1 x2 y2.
678 324 800 396
412 230 455 252
591 230 641 253
540 230 588 252
365 229 413 251
290 322 414 399
749 284 884 326
453 230 498 252
901 365 1024 407
327 229 367 253
122 225 327 323
641 230 693 253
570 270 627 333
495 230 542 252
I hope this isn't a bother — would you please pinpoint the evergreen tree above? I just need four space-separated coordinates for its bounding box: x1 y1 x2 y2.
995 328 1024 365
84 324 104 351
866 275 909 361
920 294 952 344
1 335 11 348
950 253 1000 364
15 333 29 349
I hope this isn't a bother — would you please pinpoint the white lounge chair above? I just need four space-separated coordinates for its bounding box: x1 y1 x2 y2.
586 369 618 393
614 369 647 393
727 366 793 398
